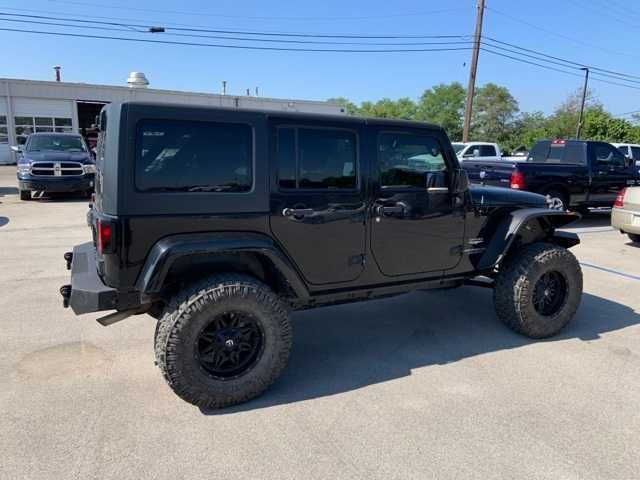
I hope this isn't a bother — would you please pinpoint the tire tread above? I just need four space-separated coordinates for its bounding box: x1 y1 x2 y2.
154 273 292 409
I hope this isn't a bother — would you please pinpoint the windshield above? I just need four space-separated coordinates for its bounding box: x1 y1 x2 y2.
452 143 465 154
26 135 87 153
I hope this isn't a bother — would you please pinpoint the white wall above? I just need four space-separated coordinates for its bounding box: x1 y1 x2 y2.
0 78 344 164
12 98 73 118
0 97 9 165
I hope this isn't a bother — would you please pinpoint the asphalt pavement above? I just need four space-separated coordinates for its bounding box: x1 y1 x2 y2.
0 166 638 480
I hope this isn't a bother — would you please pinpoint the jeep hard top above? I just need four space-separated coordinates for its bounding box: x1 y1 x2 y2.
61 102 583 408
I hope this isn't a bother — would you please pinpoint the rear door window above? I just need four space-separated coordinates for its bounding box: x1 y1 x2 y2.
617 146 630 157
275 127 357 190
135 119 253 192
630 147 640 161
593 143 626 168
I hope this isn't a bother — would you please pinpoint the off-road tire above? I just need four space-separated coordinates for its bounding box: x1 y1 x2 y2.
154 273 292 409
494 243 582 338
629 233 640 243
19 189 31 201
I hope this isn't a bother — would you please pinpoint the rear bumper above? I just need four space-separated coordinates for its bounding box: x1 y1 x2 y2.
612 208 640 234
62 242 141 315
19 173 94 193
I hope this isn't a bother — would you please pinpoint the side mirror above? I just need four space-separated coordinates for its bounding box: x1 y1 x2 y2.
452 169 470 194
10 145 22 153
473 148 480 157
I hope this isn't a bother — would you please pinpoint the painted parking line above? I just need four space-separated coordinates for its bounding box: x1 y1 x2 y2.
580 262 640 281
564 227 615 234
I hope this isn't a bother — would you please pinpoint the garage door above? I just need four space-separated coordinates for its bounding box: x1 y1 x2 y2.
12 98 74 144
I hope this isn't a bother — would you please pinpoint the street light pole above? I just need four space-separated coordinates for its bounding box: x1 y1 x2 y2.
576 67 589 139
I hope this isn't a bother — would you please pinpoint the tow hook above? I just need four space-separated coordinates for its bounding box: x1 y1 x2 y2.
60 284 71 308
64 251 73 270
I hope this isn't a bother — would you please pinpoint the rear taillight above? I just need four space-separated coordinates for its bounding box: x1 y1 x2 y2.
510 170 525 189
97 219 113 254
614 188 627 208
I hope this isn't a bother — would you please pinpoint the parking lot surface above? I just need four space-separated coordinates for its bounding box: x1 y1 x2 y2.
0 165 638 480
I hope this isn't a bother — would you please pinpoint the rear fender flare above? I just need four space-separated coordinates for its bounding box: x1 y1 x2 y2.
135 232 309 300
477 208 581 271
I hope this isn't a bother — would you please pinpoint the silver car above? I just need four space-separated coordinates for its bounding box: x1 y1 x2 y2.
612 186 640 243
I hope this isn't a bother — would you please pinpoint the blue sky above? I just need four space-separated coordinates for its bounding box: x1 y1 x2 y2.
2 0 640 116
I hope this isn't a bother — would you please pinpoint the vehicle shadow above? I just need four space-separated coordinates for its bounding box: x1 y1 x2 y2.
201 287 639 415
0 186 18 196
569 210 611 229
32 192 90 203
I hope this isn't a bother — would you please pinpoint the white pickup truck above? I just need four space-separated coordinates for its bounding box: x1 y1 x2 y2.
452 142 528 163
452 142 503 162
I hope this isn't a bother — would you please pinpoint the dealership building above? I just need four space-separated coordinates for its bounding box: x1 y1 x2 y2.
0 72 343 164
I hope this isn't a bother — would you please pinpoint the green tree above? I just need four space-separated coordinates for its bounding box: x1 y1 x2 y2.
510 111 549 150
359 97 417 119
415 82 466 140
327 97 359 115
582 107 638 142
544 88 600 139
470 83 519 144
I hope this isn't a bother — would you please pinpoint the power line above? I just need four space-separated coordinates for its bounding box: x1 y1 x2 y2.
485 5 640 60
614 109 640 117
482 37 640 82
481 47 640 92
0 26 474 53
564 0 640 30
0 16 473 46
4 10 639 85
45 0 467 22
0 12 468 39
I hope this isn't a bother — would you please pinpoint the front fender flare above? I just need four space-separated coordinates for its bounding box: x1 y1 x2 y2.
477 208 581 271
135 232 309 300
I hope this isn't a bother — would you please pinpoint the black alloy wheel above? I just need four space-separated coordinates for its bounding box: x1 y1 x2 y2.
532 271 568 316
195 311 264 380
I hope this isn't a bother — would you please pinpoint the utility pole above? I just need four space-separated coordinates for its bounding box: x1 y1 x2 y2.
462 0 485 142
576 67 590 139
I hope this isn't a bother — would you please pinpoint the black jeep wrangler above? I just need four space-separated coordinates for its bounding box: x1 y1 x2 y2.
61 102 583 408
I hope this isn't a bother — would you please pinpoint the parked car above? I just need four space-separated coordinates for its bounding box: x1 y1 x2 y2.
452 141 503 162
462 139 640 211
612 143 640 168
61 102 583 409
612 186 640 243
14 132 96 200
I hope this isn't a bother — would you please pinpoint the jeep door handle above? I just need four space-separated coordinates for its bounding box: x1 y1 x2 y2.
375 202 407 216
282 208 314 218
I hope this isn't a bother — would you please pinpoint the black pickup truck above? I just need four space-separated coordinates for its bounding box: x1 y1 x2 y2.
462 139 640 211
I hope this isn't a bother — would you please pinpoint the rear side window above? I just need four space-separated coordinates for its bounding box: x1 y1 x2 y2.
527 141 585 164
527 141 550 162
135 119 252 193
631 147 640 161
562 142 585 164
478 145 497 156
276 127 357 190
